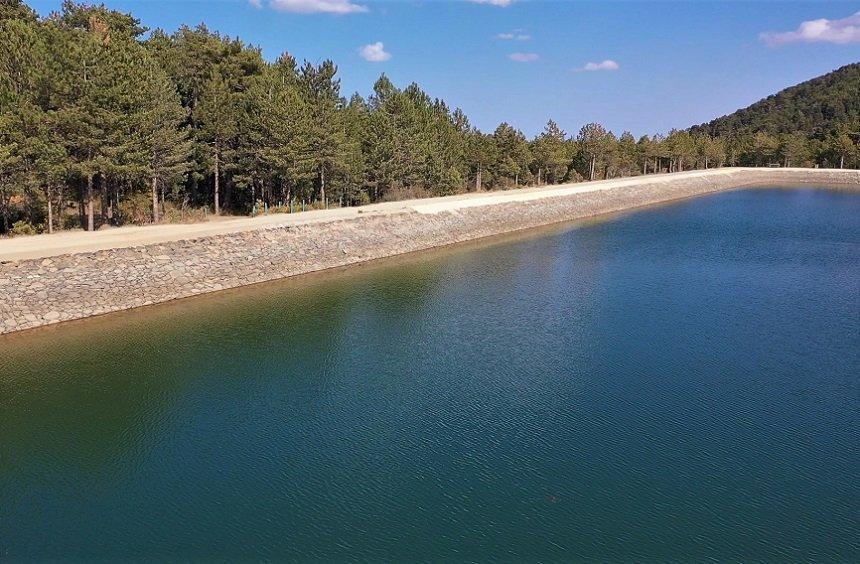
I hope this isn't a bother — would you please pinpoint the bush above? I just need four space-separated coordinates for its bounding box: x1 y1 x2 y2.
263 204 290 215
379 185 433 202
351 192 371 207
61 213 82 230
117 192 153 225
117 194 209 225
162 201 207 224
565 170 585 183
10 220 40 237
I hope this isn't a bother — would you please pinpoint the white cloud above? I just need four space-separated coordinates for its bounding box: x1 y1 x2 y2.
269 0 368 14
248 0 262 7
760 12 860 46
359 42 392 62
576 59 619 72
497 32 530 41
509 52 539 63
469 0 515 7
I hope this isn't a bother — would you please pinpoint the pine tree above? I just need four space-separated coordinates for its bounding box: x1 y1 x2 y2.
577 123 613 180
829 131 856 169
139 61 192 222
533 120 569 185
752 132 779 166
615 131 638 177
0 5 42 231
197 72 238 214
297 60 347 206
492 123 531 188
664 130 695 172
777 133 808 168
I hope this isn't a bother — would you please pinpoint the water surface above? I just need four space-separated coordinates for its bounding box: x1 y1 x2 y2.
1 188 858 561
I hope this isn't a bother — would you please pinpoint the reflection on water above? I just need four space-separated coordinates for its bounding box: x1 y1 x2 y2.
1 188 858 561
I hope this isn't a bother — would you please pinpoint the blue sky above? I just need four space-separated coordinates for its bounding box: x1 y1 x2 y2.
29 0 860 137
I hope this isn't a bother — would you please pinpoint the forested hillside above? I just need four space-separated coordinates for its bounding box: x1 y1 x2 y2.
691 64 860 136
1 0 858 236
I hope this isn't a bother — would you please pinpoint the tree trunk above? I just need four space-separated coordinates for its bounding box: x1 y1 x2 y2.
152 176 159 223
103 176 113 224
642 160 647 175
840 155 845 169
537 168 542 186
57 185 64 232
475 168 482 191
101 180 108 224
190 174 198 207
214 148 220 215
86 173 94 232
320 166 326 207
46 186 53 234
589 156 596 181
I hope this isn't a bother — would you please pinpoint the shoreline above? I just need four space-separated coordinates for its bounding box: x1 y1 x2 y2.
1 167 838 263
2 168 858 335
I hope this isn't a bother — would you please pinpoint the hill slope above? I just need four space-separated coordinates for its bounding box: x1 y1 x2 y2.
691 63 860 136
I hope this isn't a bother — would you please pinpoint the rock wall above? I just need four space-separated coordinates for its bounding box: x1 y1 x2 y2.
1 168 858 335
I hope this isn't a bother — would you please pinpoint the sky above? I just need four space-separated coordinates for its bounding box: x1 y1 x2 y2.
28 0 860 137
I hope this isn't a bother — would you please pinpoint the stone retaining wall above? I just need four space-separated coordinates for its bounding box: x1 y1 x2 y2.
2 168 858 335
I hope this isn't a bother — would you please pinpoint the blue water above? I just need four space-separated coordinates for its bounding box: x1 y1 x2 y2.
1 187 858 561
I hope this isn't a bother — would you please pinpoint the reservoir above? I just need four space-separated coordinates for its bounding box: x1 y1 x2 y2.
1 187 857 561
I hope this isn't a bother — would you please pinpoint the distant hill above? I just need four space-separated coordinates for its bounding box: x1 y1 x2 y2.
691 63 860 137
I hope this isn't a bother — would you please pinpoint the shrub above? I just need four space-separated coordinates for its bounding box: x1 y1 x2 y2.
117 192 153 225
351 192 371 207
162 201 207 224
61 213 82 230
379 185 433 202
10 220 39 237
565 170 585 183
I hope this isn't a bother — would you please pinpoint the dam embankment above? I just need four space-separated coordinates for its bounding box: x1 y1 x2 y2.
1 167 858 335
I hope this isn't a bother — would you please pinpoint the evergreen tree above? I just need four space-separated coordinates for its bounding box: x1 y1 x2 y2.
577 123 613 180
695 134 725 169
615 131 639 177
752 132 779 166
532 120 569 185
829 131 857 169
666 130 696 172
140 61 192 222
197 72 238 214
297 60 348 206
778 133 809 168
492 123 531 188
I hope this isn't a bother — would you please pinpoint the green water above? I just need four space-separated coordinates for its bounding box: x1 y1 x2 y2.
1 188 858 562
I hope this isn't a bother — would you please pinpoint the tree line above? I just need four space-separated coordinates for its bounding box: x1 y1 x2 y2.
1 0 858 236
